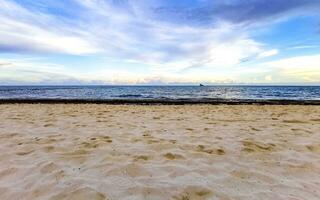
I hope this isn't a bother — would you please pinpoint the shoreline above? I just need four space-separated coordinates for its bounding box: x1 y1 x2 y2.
1 98 320 105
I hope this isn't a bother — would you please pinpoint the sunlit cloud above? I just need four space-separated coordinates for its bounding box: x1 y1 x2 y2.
258 49 279 59
263 54 320 82
0 0 320 84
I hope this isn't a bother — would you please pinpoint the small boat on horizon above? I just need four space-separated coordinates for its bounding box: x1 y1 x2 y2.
199 84 205 87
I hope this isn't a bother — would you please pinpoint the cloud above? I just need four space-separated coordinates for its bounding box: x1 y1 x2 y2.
263 54 320 82
258 49 279 58
0 0 320 85
79 70 236 85
0 0 293 70
0 61 12 66
0 57 236 84
213 0 320 24
150 0 320 26
289 45 320 50
264 75 273 82
0 0 99 54
0 57 82 84
2 53 320 85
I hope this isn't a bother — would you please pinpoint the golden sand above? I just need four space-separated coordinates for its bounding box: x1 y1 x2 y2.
0 104 319 200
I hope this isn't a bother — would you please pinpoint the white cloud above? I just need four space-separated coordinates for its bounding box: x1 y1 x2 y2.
264 75 273 81
0 57 80 83
0 57 238 84
289 45 320 50
264 54 320 82
69 64 236 84
1 0 317 85
0 0 269 69
0 0 99 55
258 49 279 58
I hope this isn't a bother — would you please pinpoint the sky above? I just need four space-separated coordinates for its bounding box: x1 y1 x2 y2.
0 0 320 85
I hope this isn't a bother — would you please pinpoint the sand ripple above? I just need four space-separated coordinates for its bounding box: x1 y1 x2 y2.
0 104 319 200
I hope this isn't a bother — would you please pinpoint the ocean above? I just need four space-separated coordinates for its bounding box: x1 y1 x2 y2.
0 85 319 100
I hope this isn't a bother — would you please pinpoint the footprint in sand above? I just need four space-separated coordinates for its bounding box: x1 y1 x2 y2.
306 144 320 153
197 145 226 155
251 127 261 131
40 162 59 174
43 145 55 153
142 132 152 137
43 123 54 127
282 120 307 124
16 150 35 156
78 136 113 150
147 139 160 144
134 155 150 161
163 153 185 160
0 167 18 179
106 163 152 177
173 186 213 200
0 133 19 139
241 140 276 153
231 170 275 184
50 187 107 200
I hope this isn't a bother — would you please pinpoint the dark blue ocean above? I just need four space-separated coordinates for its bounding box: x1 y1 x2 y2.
0 86 319 100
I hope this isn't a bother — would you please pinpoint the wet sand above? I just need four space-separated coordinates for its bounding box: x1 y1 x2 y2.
0 104 319 200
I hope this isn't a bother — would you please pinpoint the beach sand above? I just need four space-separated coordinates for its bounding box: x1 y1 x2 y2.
0 104 319 200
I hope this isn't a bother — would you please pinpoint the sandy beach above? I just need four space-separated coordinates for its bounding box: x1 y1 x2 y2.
0 104 319 200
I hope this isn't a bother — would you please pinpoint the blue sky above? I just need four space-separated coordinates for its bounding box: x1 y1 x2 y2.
0 0 320 85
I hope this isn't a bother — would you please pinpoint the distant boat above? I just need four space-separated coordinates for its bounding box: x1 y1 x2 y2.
199 84 205 87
